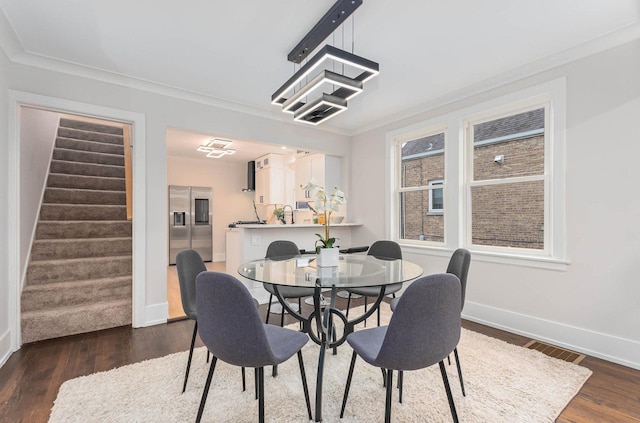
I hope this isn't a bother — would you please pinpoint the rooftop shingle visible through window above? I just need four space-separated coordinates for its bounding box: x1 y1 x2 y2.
474 108 544 142
402 133 445 158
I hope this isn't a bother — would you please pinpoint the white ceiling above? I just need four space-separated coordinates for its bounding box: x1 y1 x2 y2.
1 0 639 160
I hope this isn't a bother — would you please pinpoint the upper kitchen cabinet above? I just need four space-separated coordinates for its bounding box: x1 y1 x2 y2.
255 153 285 205
295 153 341 207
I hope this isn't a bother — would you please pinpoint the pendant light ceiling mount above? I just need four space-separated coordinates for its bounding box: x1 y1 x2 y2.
272 0 379 126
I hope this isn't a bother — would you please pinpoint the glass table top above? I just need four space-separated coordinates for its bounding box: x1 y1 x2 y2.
238 254 423 289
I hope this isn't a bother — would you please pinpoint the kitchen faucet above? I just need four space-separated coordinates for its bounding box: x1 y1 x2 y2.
282 204 295 224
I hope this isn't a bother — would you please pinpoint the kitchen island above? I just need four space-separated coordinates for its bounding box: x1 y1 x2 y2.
226 223 362 302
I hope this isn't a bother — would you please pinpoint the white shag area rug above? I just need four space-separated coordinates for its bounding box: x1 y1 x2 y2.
49 306 592 422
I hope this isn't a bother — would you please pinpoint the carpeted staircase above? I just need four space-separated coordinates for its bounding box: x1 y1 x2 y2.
21 118 132 344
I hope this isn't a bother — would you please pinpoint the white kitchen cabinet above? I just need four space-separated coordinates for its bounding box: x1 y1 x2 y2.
295 153 341 207
255 154 284 205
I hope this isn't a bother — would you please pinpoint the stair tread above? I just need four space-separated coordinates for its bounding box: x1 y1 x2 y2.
33 236 131 244
21 298 131 317
51 159 124 168
54 147 124 158
29 255 131 265
23 276 131 291
49 172 125 180
45 186 125 194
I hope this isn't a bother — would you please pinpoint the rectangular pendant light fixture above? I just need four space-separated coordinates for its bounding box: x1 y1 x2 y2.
281 69 363 114
271 45 378 107
293 93 347 125
272 0 378 125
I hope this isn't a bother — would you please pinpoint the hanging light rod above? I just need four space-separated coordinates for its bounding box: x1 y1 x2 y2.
288 0 363 64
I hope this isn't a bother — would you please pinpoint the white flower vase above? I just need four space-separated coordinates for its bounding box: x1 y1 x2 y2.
317 247 339 267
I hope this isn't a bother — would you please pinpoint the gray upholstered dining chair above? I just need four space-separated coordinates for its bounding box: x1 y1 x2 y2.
175 249 209 394
176 249 256 394
391 247 471 399
344 240 403 326
194 271 312 423
263 240 315 327
340 273 462 423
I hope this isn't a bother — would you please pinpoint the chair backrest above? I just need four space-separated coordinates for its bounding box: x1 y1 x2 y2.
446 248 471 310
265 240 300 260
196 271 277 368
367 240 402 260
375 273 461 371
176 249 207 320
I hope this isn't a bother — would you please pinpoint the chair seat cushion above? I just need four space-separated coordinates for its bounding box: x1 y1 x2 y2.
264 283 315 299
346 326 387 366
346 282 402 297
263 324 309 364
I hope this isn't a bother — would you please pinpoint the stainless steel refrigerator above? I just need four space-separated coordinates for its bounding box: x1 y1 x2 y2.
168 185 213 264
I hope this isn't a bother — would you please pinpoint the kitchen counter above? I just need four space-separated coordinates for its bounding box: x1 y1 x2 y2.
231 223 361 229
226 223 363 303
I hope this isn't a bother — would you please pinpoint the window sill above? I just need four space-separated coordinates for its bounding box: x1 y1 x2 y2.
399 242 569 271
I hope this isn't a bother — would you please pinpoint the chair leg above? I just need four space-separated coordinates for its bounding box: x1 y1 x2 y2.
206 350 210 363
381 368 387 387
363 297 368 327
377 305 381 327
340 351 358 418
438 361 459 423
195 356 217 423
182 320 198 393
453 347 466 397
297 351 313 420
254 369 258 400
280 306 285 327
398 370 403 403
384 369 393 423
242 367 246 392
265 294 273 324
258 367 265 423
272 364 278 378
345 293 352 318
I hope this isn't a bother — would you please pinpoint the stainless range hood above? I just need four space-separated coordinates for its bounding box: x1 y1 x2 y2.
242 160 255 192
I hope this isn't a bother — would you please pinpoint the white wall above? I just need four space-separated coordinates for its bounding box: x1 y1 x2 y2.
166 156 257 261
19 108 60 284
0 53 351 364
0 44 10 366
349 39 640 369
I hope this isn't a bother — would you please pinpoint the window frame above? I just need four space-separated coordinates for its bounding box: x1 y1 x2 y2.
394 125 448 247
386 78 567 269
428 179 444 213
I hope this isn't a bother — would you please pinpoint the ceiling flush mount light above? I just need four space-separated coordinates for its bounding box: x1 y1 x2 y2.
197 139 236 158
272 0 379 125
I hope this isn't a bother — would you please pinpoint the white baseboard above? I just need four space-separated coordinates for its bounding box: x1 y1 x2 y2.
463 301 640 370
0 329 12 369
137 302 168 327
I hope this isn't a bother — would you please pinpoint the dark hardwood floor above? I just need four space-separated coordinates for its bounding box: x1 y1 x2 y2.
1 296 639 422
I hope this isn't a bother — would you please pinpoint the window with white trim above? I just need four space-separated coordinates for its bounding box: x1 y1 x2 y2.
389 79 566 264
397 131 445 244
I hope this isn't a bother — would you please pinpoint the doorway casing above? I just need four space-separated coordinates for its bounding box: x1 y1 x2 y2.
7 90 148 353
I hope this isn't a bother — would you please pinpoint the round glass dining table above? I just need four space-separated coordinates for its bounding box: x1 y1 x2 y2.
238 253 423 422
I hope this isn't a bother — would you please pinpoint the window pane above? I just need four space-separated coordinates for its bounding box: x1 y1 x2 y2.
473 108 544 181
471 181 544 249
400 191 444 242
401 133 444 188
